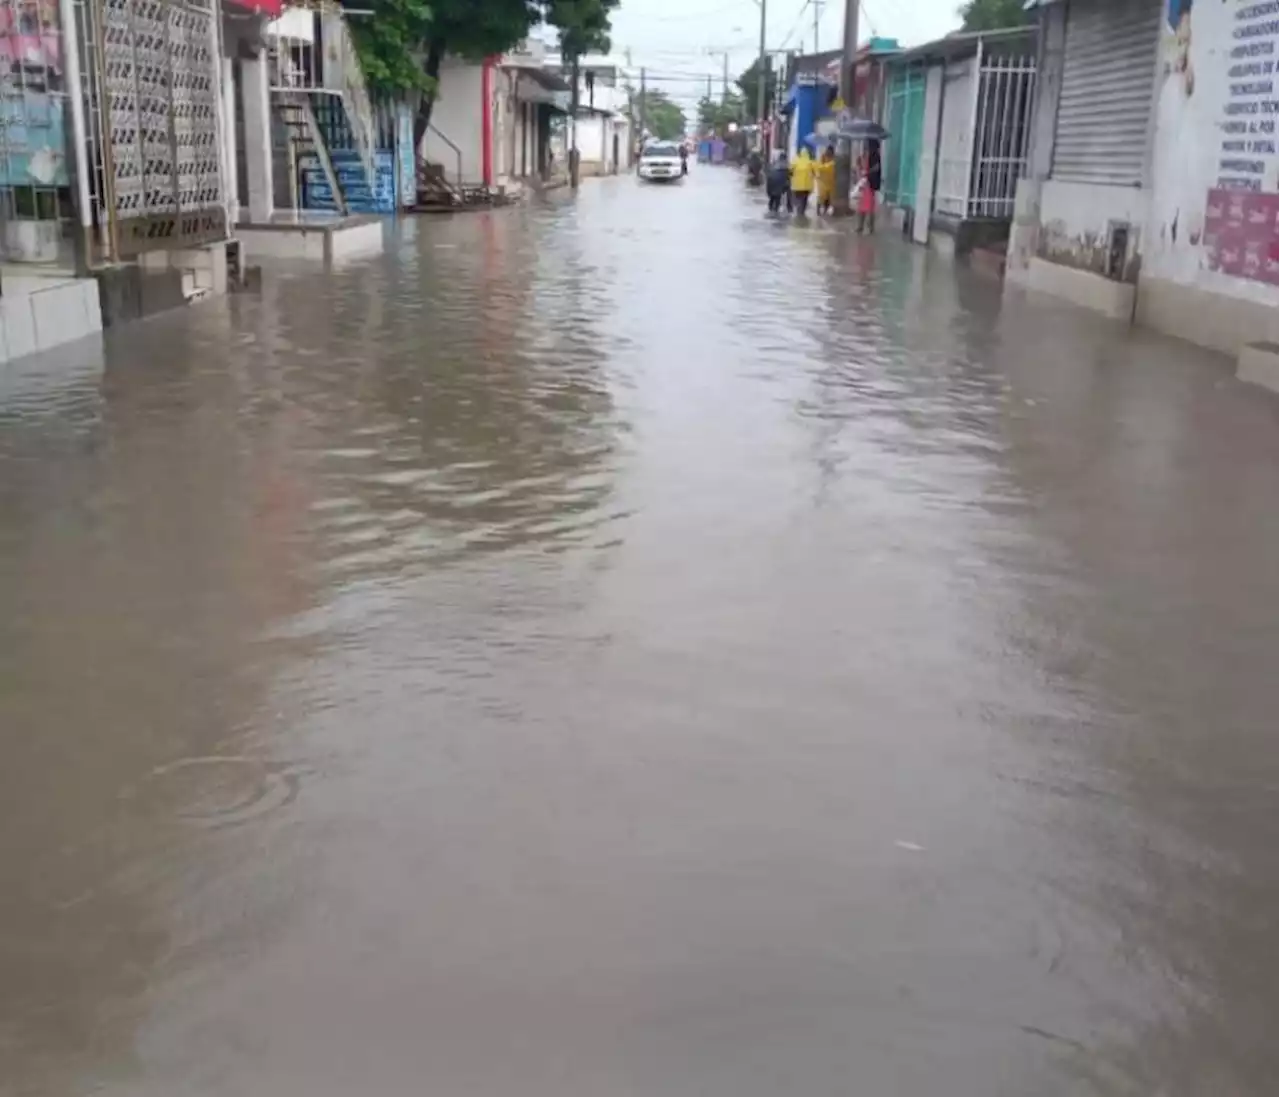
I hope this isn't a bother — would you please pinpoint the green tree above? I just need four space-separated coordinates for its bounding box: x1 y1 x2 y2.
350 0 544 151
957 0 1029 31
735 58 778 122
632 89 685 140
545 0 617 64
697 90 744 134
347 0 433 98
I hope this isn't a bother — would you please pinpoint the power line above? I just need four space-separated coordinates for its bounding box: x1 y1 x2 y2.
774 0 865 54
635 68 733 80
777 0 813 50
624 40 757 57
632 0 760 21
858 0 879 35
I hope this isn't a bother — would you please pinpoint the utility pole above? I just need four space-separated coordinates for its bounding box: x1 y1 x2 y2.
756 0 768 151
832 0 858 214
639 66 647 143
569 52 581 190
813 0 822 53
722 51 729 99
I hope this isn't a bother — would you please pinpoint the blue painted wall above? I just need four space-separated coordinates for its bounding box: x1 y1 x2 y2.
300 150 397 215
793 84 827 157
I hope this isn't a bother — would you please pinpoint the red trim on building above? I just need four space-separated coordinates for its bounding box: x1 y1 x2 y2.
481 57 494 187
223 0 283 17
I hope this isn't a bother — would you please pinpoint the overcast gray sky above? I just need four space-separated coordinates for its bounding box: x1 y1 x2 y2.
605 0 964 121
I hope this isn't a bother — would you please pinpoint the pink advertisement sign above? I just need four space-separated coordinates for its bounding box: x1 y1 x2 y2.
1202 187 1280 284
0 0 62 84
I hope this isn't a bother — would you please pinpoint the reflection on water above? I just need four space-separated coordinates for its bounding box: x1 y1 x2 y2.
0 172 1274 1097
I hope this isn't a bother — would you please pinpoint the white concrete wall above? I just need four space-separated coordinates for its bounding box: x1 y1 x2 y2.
1005 3 1065 278
1038 178 1150 274
934 57 975 217
498 81 543 183
242 55 275 221
423 61 484 183
574 114 608 167
1140 0 1278 309
0 277 102 363
267 9 314 41
610 117 631 172
492 67 513 183
1136 0 1280 353
913 63 945 244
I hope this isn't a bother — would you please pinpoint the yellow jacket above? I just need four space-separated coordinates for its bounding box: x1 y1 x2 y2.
815 158 836 196
790 153 815 192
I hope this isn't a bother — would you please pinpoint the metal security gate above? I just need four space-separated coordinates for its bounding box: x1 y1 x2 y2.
969 48 1036 218
1052 0 1161 186
79 0 225 259
882 63 925 208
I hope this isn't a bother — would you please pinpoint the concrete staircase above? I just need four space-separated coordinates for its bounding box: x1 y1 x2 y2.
266 8 377 217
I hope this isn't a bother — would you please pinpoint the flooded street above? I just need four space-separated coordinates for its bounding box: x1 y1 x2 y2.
1 168 1275 1096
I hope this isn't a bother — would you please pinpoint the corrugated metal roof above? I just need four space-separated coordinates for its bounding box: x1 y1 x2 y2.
888 25 1037 66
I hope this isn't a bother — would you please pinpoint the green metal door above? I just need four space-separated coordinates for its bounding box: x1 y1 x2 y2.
882 64 926 210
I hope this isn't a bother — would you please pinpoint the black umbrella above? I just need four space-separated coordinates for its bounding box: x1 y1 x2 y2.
828 117 890 142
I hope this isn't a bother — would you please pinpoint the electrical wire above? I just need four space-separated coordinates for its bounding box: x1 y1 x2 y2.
858 0 880 36
777 0 813 50
629 0 761 21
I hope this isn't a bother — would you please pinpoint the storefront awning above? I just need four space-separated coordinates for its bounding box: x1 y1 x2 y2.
513 66 571 93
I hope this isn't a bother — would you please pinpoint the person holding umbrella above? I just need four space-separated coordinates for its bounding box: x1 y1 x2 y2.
855 138 882 233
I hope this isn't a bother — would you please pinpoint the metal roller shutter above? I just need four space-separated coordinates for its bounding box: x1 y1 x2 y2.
1052 0 1161 186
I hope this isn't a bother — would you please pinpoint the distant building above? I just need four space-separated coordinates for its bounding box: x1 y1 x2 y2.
552 57 633 177
779 40 901 161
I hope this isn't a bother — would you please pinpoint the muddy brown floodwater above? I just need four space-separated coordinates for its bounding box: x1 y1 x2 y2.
0 169 1275 1096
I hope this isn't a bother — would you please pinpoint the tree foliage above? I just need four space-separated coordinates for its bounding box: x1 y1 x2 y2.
735 58 778 121
545 0 618 62
350 0 547 148
957 0 1029 32
349 0 621 157
347 0 433 97
632 89 685 140
697 90 744 134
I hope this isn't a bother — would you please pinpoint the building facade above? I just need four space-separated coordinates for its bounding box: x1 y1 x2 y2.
1007 0 1278 368
867 29 1038 255
1008 0 1174 316
420 43 573 190
562 58 630 177
0 0 258 359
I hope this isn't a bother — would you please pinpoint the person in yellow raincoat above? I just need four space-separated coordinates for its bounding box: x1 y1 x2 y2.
789 147 815 217
815 144 836 215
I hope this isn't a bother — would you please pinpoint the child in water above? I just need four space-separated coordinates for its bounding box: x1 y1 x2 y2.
815 145 836 215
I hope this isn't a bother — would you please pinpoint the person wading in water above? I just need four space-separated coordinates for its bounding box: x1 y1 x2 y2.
855 139 882 232
789 146 815 217
815 144 836 215
765 151 791 214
